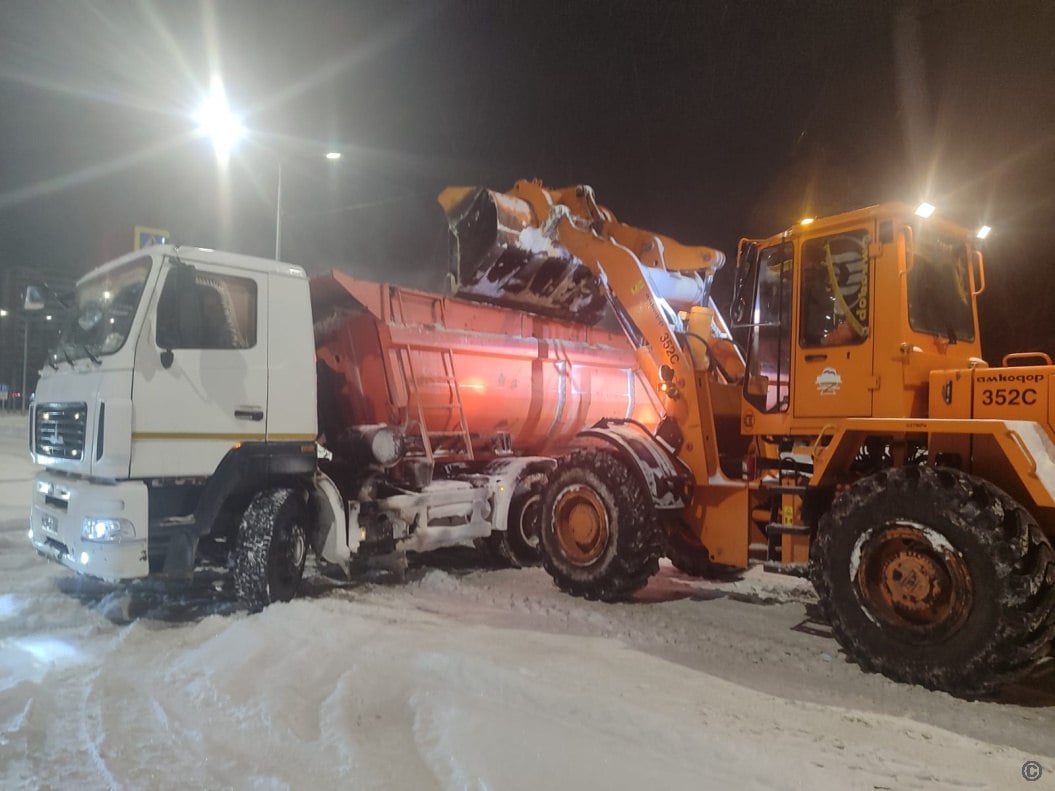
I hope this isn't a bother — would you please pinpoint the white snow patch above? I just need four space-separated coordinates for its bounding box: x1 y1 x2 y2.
0 414 1051 789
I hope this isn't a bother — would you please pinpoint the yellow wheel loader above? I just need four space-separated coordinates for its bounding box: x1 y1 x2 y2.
440 181 1055 696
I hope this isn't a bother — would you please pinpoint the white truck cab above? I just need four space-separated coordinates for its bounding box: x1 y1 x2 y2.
29 246 318 582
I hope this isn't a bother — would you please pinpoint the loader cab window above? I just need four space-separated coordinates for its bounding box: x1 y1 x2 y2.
800 230 870 347
744 242 793 413
156 266 257 350
908 231 975 342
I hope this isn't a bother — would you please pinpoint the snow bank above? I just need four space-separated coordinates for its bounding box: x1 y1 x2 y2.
1 414 1052 789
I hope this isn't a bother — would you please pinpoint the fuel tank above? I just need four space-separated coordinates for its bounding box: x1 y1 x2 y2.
310 271 659 460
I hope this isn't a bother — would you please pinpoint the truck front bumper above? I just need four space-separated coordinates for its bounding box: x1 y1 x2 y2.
29 472 150 582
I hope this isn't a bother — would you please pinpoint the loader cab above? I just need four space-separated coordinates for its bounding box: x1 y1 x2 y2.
733 205 984 435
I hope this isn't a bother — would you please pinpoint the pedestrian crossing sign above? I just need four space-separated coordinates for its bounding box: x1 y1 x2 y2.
134 226 170 250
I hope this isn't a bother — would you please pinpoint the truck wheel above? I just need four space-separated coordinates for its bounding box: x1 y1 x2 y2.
478 472 546 568
539 448 661 601
234 488 309 612
811 465 1055 696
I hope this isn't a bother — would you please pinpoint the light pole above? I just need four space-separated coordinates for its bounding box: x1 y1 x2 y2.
21 287 45 411
0 309 7 411
272 149 341 260
20 315 29 411
193 80 343 261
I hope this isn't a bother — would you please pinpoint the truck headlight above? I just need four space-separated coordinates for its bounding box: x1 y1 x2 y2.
81 517 136 542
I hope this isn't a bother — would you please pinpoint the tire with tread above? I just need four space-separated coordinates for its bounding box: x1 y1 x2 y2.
539 447 662 601
234 488 309 612
811 465 1055 696
665 524 738 579
478 472 546 568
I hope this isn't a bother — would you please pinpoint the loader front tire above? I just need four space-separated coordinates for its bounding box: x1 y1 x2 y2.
811 465 1055 696
539 448 661 601
234 488 309 612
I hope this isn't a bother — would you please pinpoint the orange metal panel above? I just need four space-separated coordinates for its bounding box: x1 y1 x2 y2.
310 272 659 458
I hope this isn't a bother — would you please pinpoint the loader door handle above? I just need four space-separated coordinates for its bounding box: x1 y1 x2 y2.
804 353 828 362
235 407 265 422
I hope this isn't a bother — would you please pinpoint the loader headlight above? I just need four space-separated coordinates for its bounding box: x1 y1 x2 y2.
81 517 136 543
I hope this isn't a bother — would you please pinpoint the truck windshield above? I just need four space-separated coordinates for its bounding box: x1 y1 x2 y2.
51 257 152 364
907 230 975 342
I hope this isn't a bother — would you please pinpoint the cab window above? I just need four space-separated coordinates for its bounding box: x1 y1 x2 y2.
908 232 975 342
156 269 257 350
745 242 793 413
800 230 870 348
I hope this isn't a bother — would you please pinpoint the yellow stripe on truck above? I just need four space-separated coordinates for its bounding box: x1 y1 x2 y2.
131 432 317 442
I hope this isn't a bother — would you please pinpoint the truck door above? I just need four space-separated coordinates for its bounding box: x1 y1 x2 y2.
793 226 874 418
130 258 269 478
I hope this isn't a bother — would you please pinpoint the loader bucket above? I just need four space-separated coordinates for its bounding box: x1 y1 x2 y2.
438 186 607 325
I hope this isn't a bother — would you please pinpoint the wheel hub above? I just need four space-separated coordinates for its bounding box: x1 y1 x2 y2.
518 494 542 550
287 523 307 569
855 522 972 642
553 485 609 566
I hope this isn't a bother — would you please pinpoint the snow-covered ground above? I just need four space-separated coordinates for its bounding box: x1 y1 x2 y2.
1 414 1052 790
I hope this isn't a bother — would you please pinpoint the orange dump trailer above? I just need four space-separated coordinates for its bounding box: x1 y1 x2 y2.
311 270 657 460
308 271 657 567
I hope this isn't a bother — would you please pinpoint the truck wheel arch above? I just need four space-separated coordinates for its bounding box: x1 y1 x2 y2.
190 441 317 541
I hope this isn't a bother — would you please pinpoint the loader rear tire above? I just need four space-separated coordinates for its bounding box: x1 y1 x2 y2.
539 447 661 601
665 525 738 579
234 488 309 612
811 465 1055 697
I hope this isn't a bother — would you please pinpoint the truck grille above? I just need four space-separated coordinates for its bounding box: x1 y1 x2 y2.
35 402 88 460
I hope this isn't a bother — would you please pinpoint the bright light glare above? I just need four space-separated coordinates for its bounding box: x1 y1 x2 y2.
44 315 52 321
194 78 245 162
0 308 8 317
0 593 22 620
800 217 814 226
976 225 992 240
915 202 936 218
325 151 342 160
79 551 89 565
15 636 82 663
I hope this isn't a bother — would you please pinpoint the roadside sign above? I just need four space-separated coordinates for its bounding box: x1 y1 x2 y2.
134 226 170 250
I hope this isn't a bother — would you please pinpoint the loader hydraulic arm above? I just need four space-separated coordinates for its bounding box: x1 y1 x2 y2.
440 180 731 482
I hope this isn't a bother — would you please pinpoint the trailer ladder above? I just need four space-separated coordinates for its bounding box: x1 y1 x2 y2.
389 290 474 463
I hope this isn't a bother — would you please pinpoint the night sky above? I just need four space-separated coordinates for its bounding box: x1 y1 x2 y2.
1 0 1053 360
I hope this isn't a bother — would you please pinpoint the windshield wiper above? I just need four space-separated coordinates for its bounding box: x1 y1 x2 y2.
83 345 102 365
60 344 75 366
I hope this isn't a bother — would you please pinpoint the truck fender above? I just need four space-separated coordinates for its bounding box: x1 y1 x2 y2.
480 456 557 533
577 421 690 510
312 471 358 566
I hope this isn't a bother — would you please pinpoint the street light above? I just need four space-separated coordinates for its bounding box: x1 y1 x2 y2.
194 82 343 260
194 78 244 164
